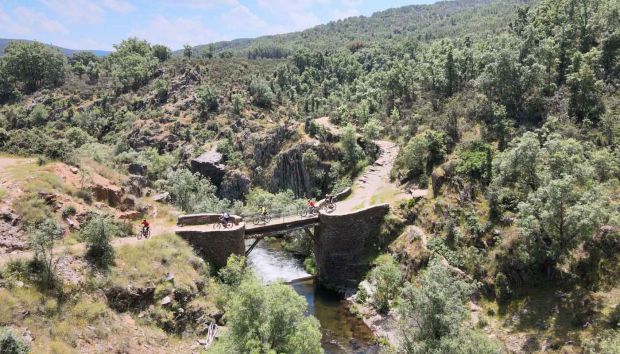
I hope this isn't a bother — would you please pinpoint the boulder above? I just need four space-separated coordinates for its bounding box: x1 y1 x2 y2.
128 163 147 176
92 184 122 207
119 211 141 220
152 192 170 202
219 170 251 201
124 175 147 197
191 150 227 186
121 195 137 211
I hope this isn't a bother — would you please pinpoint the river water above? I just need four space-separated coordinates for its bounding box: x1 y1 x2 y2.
247 239 379 354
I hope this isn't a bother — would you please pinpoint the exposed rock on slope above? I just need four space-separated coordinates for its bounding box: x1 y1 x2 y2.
220 170 251 201
190 150 227 186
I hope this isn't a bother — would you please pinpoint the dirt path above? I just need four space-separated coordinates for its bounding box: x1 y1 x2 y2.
0 210 176 267
336 140 409 212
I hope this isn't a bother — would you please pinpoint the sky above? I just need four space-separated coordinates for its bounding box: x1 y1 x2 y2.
0 0 436 51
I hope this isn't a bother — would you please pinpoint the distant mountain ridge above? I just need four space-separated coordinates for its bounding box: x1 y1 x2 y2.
185 0 534 57
0 38 110 57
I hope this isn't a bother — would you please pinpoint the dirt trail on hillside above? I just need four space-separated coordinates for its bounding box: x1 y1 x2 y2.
336 140 410 213
0 207 176 267
313 117 417 213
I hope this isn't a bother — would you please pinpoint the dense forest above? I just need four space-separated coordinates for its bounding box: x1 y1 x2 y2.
1 0 620 352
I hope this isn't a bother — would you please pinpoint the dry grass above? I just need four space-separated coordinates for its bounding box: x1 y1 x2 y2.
111 233 208 290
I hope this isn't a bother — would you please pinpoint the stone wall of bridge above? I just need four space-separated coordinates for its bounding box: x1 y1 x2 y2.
314 204 390 289
175 224 245 268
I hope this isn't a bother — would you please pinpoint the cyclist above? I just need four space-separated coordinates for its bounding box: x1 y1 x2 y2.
220 212 231 226
259 204 268 216
307 199 316 211
325 193 334 204
140 219 150 236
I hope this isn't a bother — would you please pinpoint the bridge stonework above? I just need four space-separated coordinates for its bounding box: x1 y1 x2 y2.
175 214 245 267
314 204 390 289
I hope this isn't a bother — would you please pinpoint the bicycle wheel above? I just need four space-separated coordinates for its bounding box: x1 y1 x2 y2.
264 215 272 224
326 203 336 212
253 217 261 225
226 222 233 228
145 229 151 239
136 231 142 240
300 209 308 217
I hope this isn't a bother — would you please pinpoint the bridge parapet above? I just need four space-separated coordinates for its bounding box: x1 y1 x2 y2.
175 222 245 268
315 203 390 289
177 213 242 226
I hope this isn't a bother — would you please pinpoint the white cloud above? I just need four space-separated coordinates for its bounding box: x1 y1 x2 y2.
331 8 359 20
0 7 32 37
102 0 136 14
130 14 222 49
221 4 267 30
40 0 106 24
160 0 239 9
14 6 68 33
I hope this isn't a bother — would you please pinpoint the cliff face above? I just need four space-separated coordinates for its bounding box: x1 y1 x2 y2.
268 141 340 198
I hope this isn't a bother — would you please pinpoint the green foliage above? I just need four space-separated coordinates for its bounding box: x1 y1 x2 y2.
341 123 363 168
218 255 246 287
494 272 512 304
0 327 29 354
396 130 446 181
79 214 118 269
231 93 245 114
65 127 94 148
196 84 219 115
399 260 498 353
183 44 193 59
151 44 172 62
248 77 274 108
27 219 65 290
362 117 384 140
107 38 158 93
369 255 401 313
153 78 170 103
455 141 493 184
1 41 66 93
225 277 322 353
161 168 229 213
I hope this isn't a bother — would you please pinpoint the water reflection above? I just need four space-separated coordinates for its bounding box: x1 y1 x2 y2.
246 239 379 354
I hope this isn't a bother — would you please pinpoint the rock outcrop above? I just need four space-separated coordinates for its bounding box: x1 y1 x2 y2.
268 141 339 197
190 150 227 186
92 183 123 207
219 170 251 201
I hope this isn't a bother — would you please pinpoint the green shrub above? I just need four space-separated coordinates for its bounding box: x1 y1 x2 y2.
61 205 77 219
494 272 512 304
369 255 401 314
0 327 29 354
76 188 93 204
80 214 118 269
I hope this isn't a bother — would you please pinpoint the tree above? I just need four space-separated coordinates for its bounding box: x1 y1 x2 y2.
226 278 322 353
183 44 193 59
398 260 498 353
2 41 66 93
517 176 613 277
107 38 158 92
196 84 219 115
362 117 384 140
341 123 362 168
232 93 244 114
163 168 229 213
152 44 172 62
27 219 65 289
567 52 605 122
248 78 274 108
369 255 401 313
80 214 118 269
154 78 170 103
69 51 98 66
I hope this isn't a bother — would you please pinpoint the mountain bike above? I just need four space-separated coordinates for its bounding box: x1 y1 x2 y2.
253 213 272 225
300 205 319 217
214 220 233 229
322 199 336 213
137 226 150 240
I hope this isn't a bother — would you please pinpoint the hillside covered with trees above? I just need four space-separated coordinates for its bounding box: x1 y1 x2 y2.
0 0 620 352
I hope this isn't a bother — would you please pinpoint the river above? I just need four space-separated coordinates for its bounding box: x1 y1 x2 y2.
247 238 379 354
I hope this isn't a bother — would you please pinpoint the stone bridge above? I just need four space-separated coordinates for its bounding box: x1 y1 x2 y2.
174 203 389 287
